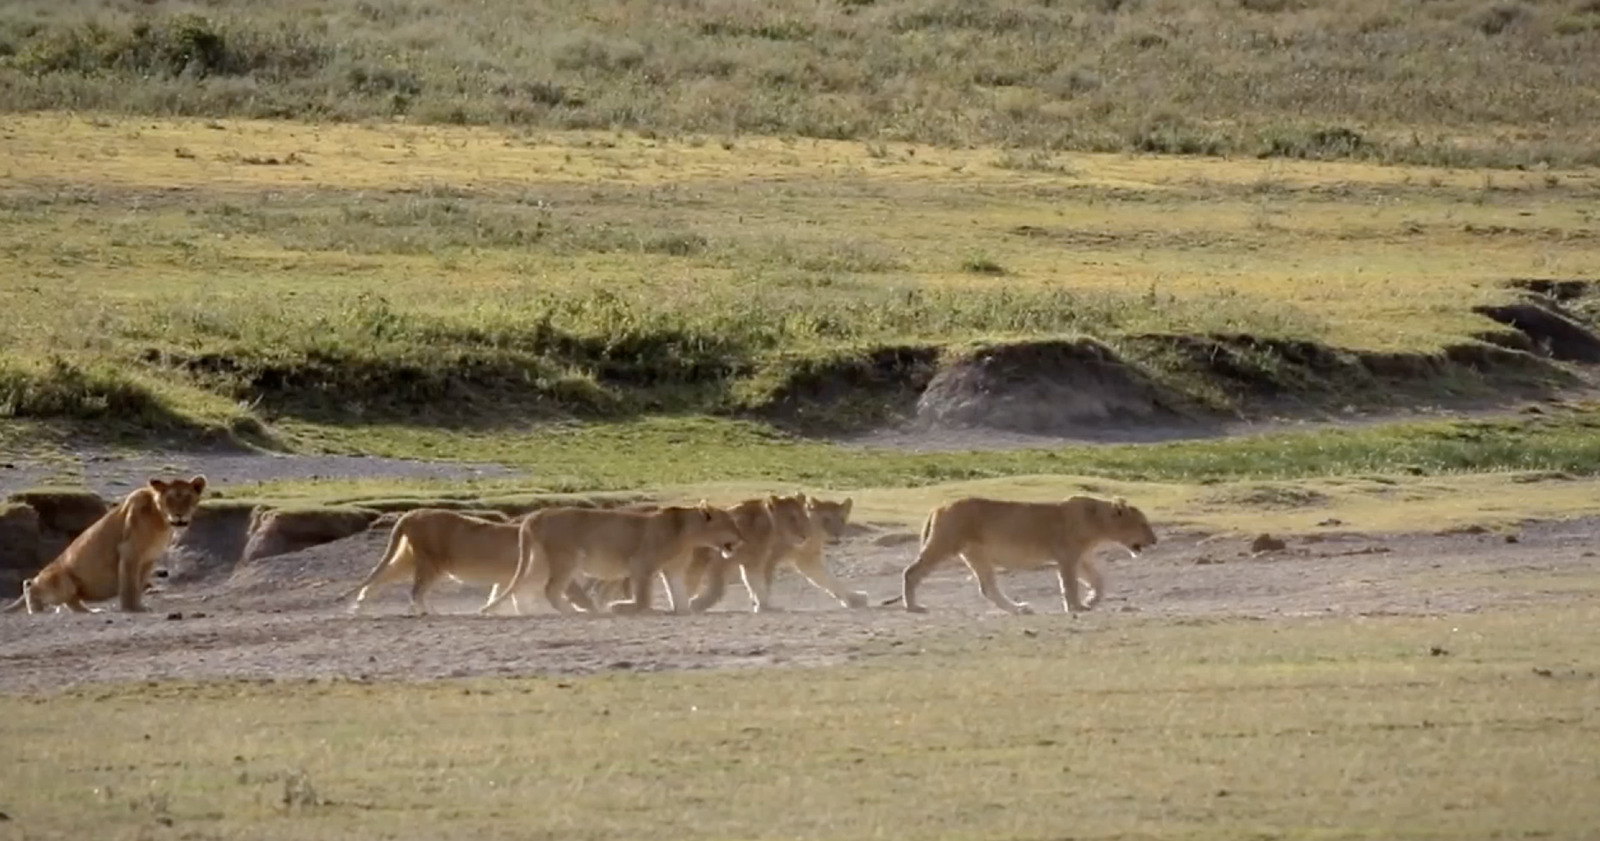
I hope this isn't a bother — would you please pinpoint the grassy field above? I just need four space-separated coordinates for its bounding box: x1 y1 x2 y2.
5 604 1599 839
2 111 1599 468
2 0 1599 168
6 3 1600 839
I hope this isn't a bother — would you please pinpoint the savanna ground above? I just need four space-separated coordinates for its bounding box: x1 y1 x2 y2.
5 0 1600 837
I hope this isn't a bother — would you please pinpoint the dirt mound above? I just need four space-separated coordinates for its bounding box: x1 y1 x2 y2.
914 339 1183 435
223 527 390 599
757 345 941 431
164 502 261 584
2 489 111 582
241 507 381 564
0 504 41 597
1475 302 1600 363
1507 278 1598 302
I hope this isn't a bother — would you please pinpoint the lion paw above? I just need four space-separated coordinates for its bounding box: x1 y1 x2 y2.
1011 602 1035 616
844 591 871 609
904 603 929 614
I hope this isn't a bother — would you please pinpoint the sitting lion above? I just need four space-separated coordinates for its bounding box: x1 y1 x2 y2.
343 508 599 616
479 501 744 616
891 495 1157 615
687 493 869 613
2 476 207 615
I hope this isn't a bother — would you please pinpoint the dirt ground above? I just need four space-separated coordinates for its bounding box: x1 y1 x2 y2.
3 513 1595 695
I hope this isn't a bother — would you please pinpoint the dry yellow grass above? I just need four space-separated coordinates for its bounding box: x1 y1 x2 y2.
4 603 1599 839
4 112 1594 358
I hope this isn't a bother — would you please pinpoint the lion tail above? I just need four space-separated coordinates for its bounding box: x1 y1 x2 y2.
479 517 536 614
2 578 34 614
338 518 409 603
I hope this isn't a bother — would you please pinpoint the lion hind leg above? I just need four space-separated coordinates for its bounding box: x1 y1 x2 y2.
408 562 445 616
345 529 412 612
899 539 955 614
540 549 585 615
965 553 1032 615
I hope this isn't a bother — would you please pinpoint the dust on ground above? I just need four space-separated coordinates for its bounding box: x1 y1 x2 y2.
3 515 1594 694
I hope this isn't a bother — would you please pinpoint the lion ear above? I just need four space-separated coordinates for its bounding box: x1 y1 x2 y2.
1112 497 1128 515
148 478 169 492
190 475 207 494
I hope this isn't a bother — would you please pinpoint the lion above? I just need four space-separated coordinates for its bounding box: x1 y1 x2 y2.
686 493 868 613
2 476 207 615
890 495 1156 616
478 501 745 616
342 508 601 616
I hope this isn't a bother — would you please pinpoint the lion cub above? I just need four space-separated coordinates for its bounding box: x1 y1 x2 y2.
344 508 594 616
480 501 744 616
897 495 1157 616
3 476 207 615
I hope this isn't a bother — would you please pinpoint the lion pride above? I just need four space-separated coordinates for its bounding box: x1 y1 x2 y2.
479 501 744 615
344 508 599 615
895 495 1156 615
686 493 868 613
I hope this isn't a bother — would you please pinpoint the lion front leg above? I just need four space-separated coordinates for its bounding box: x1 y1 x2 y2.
117 541 150 613
1055 557 1088 616
1079 556 1104 609
739 559 786 614
660 570 691 615
790 544 869 609
606 563 661 615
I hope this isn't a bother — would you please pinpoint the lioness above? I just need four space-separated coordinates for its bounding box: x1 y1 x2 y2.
479 501 744 616
894 495 1156 616
680 494 811 613
2 476 207 615
343 508 600 616
688 493 868 613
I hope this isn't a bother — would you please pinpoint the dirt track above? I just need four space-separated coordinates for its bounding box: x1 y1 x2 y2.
3 516 1595 695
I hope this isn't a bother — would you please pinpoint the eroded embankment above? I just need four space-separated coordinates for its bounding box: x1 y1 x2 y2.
4 279 1598 448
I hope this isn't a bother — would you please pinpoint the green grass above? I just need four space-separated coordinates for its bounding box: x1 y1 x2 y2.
5 606 1599 839
2 113 1596 454
2 0 1599 168
253 407 1600 493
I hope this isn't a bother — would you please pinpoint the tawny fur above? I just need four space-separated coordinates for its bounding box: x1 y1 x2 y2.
3 476 206 615
686 493 868 613
893 495 1157 616
478 501 745 616
343 508 596 616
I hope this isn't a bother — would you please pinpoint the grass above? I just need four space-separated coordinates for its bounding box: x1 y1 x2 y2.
4 604 1599 839
1 0 1599 169
246 405 1600 492
2 113 1597 454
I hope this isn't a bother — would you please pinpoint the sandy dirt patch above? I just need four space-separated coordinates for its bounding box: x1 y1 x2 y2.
3 516 1594 694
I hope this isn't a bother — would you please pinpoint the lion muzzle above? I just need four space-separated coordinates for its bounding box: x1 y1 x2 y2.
167 517 191 527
